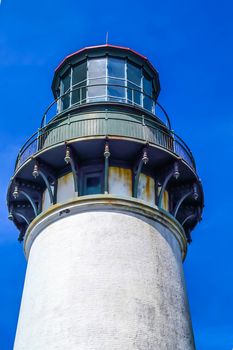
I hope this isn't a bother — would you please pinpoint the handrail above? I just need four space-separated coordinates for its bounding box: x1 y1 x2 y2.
40 83 171 129
15 112 196 171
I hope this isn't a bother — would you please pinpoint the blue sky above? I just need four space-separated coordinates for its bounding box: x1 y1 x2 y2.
0 0 233 349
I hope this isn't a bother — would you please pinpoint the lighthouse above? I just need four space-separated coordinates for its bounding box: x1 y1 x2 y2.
7 44 204 350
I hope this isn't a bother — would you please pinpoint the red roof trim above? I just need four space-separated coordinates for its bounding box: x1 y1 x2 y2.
55 44 151 72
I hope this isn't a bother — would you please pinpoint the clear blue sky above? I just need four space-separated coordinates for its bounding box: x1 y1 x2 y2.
0 0 232 349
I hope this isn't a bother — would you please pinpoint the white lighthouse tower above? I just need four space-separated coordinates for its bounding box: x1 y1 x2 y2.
8 44 203 350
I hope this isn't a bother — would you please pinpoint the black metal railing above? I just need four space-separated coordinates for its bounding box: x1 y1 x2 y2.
15 111 196 171
40 83 171 129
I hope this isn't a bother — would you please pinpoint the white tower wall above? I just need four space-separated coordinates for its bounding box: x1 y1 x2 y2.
14 198 195 350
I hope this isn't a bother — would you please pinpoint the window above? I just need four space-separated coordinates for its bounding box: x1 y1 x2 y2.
87 58 107 101
143 71 153 112
62 71 71 92
83 171 102 195
57 55 157 115
107 57 126 101
61 69 71 110
72 61 87 104
127 62 142 105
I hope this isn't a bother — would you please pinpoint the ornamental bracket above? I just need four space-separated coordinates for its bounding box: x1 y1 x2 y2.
173 183 198 218
104 141 111 194
12 185 38 217
157 162 180 209
64 145 79 195
32 161 56 204
133 147 149 198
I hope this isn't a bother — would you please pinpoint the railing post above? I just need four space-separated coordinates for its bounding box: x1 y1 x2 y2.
105 109 108 136
17 154 21 170
68 114 71 139
104 142 110 194
37 128 41 152
142 115 146 141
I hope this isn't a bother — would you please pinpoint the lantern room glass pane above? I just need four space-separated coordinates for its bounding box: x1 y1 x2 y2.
61 70 71 110
62 70 71 93
88 58 106 78
72 62 87 105
87 80 106 100
73 61 87 86
108 57 125 78
72 85 86 104
127 62 142 105
62 95 70 110
107 58 125 101
87 58 107 101
127 82 141 105
143 72 153 111
107 78 125 101
56 55 157 114
127 62 141 87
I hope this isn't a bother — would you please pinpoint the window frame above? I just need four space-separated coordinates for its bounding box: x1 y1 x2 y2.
79 165 104 196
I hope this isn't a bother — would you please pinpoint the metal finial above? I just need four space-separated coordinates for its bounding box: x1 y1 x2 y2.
8 210 13 221
32 163 39 178
193 183 199 200
142 149 149 164
13 186 19 199
64 146 71 164
173 162 180 179
104 143 110 158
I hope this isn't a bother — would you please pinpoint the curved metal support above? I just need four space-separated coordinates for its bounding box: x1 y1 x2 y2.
157 172 173 209
14 211 30 226
182 214 196 227
173 190 193 218
185 228 192 244
133 148 149 198
18 228 26 243
70 159 78 195
157 162 180 209
39 170 55 204
64 146 79 195
20 190 38 217
104 142 110 194
133 160 144 198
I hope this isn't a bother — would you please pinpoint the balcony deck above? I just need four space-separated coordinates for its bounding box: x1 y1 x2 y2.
15 106 196 172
